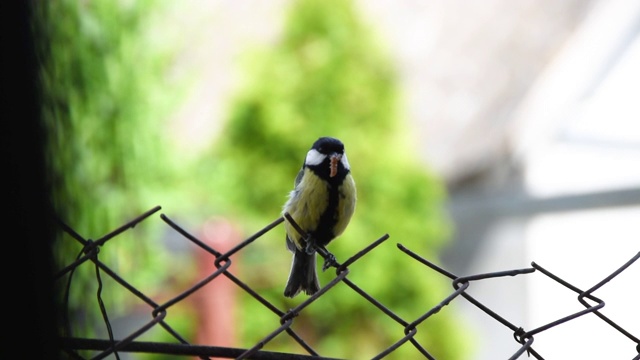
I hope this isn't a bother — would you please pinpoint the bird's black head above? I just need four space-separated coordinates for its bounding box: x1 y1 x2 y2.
304 137 350 181
312 137 345 156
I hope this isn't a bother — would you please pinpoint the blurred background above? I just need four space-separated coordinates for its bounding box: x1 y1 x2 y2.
31 0 640 359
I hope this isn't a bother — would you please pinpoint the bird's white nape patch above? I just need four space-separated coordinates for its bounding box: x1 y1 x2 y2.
340 153 351 170
305 149 326 166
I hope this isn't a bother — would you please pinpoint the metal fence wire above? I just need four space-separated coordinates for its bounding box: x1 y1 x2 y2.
56 206 640 360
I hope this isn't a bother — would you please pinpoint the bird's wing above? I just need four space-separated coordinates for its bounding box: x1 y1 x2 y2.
286 235 297 252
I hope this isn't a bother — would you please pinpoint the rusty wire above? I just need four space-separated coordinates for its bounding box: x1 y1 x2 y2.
56 206 640 359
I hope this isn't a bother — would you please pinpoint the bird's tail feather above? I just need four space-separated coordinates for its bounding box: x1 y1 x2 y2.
284 250 319 298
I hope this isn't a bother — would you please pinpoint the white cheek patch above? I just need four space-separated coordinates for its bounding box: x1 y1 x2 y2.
340 153 351 170
305 149 326 166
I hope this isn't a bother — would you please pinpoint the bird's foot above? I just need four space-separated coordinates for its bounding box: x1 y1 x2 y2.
322 253 337 272
305 238 316 255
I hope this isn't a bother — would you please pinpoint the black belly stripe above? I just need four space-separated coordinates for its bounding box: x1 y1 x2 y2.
307 160 350 246
313 182 339 246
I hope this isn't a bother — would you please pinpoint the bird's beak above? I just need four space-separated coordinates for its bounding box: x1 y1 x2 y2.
329 153 341 177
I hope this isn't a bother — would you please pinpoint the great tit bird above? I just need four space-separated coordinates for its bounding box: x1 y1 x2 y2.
282 137 357 298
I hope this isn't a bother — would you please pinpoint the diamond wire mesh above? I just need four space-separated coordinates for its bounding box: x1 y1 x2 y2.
57 206 640 360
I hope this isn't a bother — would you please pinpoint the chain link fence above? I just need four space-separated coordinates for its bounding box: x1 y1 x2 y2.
56 206 640 360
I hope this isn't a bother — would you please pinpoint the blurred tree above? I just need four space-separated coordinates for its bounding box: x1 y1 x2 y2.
202 0 466 358
35 0 186 341
36 0 467 357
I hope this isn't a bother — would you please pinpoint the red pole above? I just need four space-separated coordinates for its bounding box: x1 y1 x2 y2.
193 217 241 359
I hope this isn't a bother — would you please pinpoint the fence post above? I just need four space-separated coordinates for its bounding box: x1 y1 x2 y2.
194 217 242 359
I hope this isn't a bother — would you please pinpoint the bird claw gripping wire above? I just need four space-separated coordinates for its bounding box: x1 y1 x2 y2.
322 252 337 272
304 237 316 255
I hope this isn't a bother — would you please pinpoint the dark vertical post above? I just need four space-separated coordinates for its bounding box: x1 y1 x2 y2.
1 1 59 359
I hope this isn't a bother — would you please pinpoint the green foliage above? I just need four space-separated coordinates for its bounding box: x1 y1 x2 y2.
202 0 466 358
36 0 466 357
35 0 185 336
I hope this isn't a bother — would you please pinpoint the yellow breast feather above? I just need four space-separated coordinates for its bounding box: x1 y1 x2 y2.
334 174 356 237
284 168 329 249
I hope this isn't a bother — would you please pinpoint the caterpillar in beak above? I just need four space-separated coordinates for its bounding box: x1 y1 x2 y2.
329 154 341 178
